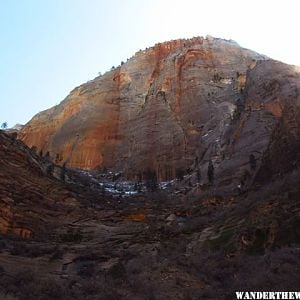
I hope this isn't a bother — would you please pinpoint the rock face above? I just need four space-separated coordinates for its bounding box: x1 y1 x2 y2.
245 62 300 183
19 37 265 178
19 37 300 194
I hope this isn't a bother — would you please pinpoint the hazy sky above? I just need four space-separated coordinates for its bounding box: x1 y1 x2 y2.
1 0 299 127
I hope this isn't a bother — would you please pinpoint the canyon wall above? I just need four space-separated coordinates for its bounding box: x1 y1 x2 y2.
19 37 300 188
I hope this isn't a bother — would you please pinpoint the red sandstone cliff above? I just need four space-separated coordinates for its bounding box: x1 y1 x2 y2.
19 37 300 189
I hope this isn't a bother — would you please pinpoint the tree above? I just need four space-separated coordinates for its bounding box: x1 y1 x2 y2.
11 132 17 140
112 173 121 181
145 169 158 192
249 154 256 170
31 145 37 153
137 171 142 183
231 98 245 123
61 163 66 182
46 164 54 176
1 122 8 129
242 169 251 183
207 160 214 183
196 168 201 182
175 168 184 181
236 98 245 112
55 153 60 164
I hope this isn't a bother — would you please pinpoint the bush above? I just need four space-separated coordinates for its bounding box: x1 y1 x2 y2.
60 229 82 243
77 261 95 278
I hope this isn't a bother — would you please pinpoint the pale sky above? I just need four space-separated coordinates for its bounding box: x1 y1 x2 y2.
1 0 299 127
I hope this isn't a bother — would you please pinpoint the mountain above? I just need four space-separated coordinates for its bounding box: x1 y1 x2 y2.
1 37 300 299
19 37 270 184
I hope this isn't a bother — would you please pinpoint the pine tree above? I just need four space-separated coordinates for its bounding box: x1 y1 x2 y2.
1 122 8 129
196 169 201 182
145 169 158 191
207 160 214 183
61 163 66 182
249 154 256 170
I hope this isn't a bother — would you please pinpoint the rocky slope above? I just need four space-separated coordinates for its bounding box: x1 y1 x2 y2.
0 130 81 239
1 129 300 300
19 36 269 183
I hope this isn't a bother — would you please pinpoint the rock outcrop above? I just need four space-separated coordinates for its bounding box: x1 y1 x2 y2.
19 37 267 180
18 36 300 195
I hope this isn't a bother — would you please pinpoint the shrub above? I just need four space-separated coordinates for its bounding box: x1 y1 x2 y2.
60 229 82 243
